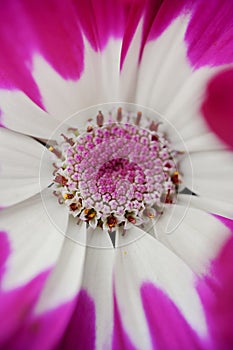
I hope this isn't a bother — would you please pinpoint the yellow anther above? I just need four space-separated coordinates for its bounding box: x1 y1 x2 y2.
63 193 74 200
49 146 54 152
88 212 96 219
84 208 96 220
171 171 180 185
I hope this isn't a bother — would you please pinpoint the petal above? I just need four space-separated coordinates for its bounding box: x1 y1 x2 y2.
81 238 115 349
30 227 114 350
7 224 115 349
0 0 88 136
178 194 233 220
113 228 208 349
153 204 231 275
136 15 191 114
142 1 233 68
141 0 186 46
0 270 49 348
180 150 233 205
64 244 115 350
201 68 233 150
0 231 9 278
3 289 96 350
135 14 221 153
198 219 233 349
12 231 88 350
118 18 143 103
112 291 137 350
73 0 133 51
0 91 60 139
0 232 48 348
185 1 233 68
0 0 146 123
0 193 65 345
53 242 114 350
35 224 86 314
31 40 123 120
56 289 96 350
161 66 226 154
141 282 203 349
0 194 65 290
136 5 233 155
0 128 52 207
0 0 84 107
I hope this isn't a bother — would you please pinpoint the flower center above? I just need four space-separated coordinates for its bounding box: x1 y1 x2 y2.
50 108 181 233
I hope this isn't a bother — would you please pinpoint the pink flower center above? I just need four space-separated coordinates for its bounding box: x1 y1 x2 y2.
51 108 181 232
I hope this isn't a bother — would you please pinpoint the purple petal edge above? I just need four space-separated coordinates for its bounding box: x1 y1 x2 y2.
3 289 96 350
198 218 233 350
141 282 203 350
0 231 50 347
112 292 137 350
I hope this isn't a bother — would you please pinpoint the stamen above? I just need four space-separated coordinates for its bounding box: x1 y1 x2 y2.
135 111 142 126
117 107 123 122
107 215 118 230
84 208 96 221
63 193 74 200
149 121 160 132
87 126 93 133
127 216 136 224
54 175 68 186
61 133 75 146
48 146 62 159
145 209 156 219
165 189 173 204
171 171 180 185
97 111 104 127
70 203 78 211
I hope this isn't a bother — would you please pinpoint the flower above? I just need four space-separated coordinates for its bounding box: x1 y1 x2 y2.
0 1 233 349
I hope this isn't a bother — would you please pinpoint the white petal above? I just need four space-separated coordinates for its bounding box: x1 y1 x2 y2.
35 224 87 314
135 15 225 153
114 228 208 349
86 226 114 248
40 187 69 235
136 16 191 114
32 39 122 121
0 128 52 207
64 216 87 246
178 193 233 220
65 216 113 248
0 193 66 289
165 94 225 153
35 220 115 350
152 204 231 275
180 150 233 204
81 243 115 350
118 19 143 102
0 90 59 139
115 226 146 248
26 224 88 350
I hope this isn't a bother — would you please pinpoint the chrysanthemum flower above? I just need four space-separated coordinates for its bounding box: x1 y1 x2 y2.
0 0 233 349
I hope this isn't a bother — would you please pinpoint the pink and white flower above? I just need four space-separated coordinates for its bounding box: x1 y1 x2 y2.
0 1 233 349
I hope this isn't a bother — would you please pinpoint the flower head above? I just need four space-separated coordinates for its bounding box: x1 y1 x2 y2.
0 1 233 349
